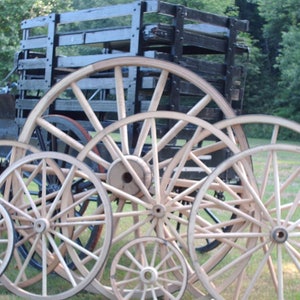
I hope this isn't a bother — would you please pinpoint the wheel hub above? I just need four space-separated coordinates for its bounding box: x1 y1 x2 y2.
271 226 288 243
152 204 166 218
140 267 158 284
107 156 152 196
34 218 50 233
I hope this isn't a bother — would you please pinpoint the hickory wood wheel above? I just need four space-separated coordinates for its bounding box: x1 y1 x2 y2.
110 236 188 300
75 111 243 298
188 144 300 299
0 203 15 276
0 152 112 300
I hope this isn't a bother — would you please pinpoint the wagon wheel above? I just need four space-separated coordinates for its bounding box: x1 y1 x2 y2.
74 110 243 298
188 144 300 299
110 236 188 300
170 114 300 253
0 151 112 300
17 56 247 253
0 203 15 276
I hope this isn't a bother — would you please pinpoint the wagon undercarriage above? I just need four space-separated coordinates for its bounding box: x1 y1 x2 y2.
0 1 299 299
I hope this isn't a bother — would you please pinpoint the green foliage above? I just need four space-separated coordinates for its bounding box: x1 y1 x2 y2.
165 0 238 15
274 28 300 125
235 0 300 140
0 0 72 81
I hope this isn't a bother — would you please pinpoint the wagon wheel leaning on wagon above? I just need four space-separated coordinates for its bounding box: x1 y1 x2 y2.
17 56 249 156
15 56 249 298
188 143 300 300
0 151 112 300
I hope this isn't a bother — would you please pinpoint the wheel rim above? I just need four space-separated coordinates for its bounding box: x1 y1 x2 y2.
110 237 188 300
213 114 300 146
0 152 112 300
188 144 300 299
0 203 15 276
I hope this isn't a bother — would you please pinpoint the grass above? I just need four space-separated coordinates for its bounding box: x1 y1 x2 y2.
0 137 299 299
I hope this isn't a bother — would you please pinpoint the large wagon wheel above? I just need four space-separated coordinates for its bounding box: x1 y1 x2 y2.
0 151 112 300
110 236 188 300
75 111 243 298
17 56 247 251
15 56 247 297
188 144 300 299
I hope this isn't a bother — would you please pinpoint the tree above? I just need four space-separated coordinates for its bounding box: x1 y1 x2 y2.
0 0 72 81
255 0 300 124
274 27 300 123
162 0 237 15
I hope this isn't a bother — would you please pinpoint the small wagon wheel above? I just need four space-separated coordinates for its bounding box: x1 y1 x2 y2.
188 143 300 299
0 151 112 300
110 236 188 300
75 110 242 298
0 203 15 276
